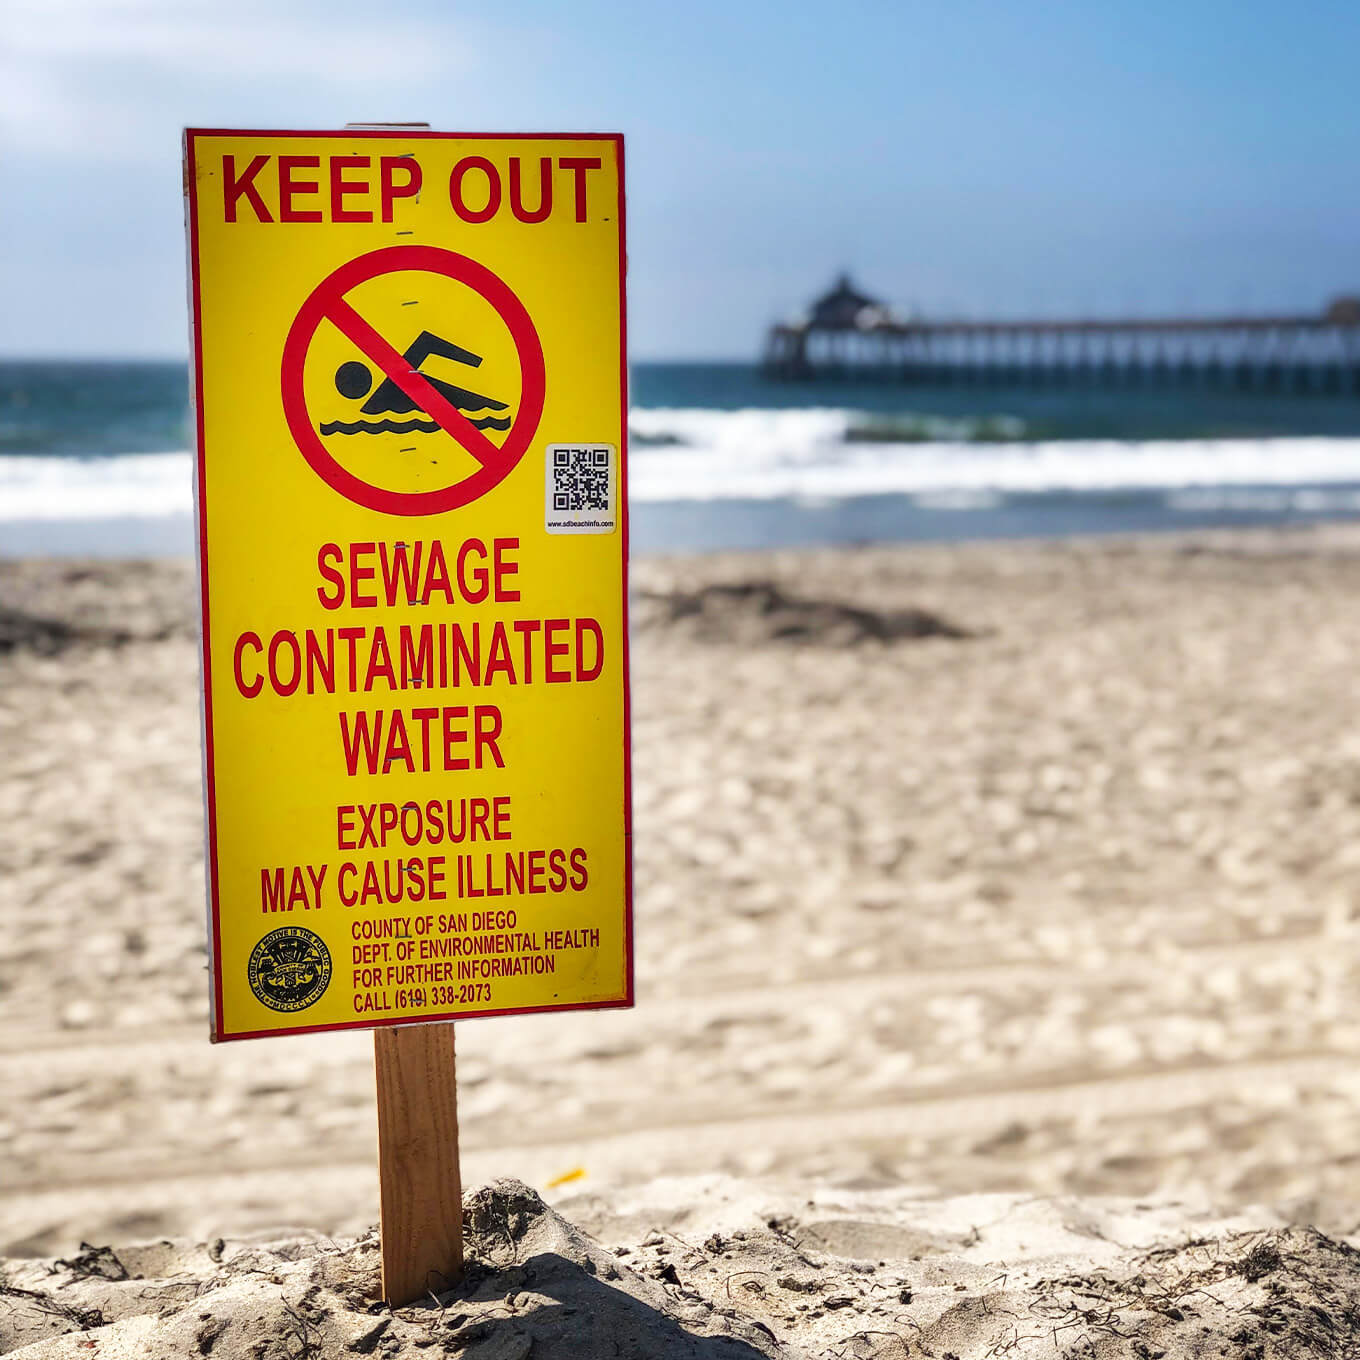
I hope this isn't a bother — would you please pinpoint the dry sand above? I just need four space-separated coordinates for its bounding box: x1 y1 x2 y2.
5 527 1360 1355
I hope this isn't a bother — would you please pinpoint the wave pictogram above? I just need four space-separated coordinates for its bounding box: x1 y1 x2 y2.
319 414 512 436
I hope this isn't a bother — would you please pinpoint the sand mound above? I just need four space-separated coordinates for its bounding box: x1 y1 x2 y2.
4 1179 1360 1358
0 1180 776 1359
632 580 969 646
0 560 194 654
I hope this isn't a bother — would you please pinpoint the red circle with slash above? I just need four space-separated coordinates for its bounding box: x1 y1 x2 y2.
281 245 545 516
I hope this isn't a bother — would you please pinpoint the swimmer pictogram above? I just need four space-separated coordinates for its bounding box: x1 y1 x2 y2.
321 331 511 436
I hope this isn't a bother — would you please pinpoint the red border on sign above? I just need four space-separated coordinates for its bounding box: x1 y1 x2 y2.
281 245 546 516
184 129 632 1042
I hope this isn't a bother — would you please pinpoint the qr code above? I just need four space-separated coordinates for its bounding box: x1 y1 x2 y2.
545 444 617 534
552 446 610 510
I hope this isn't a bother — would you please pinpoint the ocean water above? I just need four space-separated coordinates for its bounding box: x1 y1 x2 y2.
4 359 1360 555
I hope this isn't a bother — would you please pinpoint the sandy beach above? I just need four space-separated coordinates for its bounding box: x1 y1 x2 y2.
5 527 1360 1354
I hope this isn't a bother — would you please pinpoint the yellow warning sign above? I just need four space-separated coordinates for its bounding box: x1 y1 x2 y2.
184 129 630 1041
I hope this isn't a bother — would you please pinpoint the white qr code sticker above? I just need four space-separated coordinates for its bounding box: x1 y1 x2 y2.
545 444 617 534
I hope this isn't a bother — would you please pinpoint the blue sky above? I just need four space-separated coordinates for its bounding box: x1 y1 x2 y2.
2 0 1358 359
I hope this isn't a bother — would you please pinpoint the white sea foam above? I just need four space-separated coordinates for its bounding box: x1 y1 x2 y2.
4 411 1360 524
628 408 1360 502
0 452 194 520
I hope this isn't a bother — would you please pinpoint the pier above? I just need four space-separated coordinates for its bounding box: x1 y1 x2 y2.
763 276 1360 392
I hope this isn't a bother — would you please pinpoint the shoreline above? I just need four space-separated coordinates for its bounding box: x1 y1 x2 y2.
10 493 1360 560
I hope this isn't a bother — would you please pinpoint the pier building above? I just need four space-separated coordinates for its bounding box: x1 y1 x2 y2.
763 277 1360 392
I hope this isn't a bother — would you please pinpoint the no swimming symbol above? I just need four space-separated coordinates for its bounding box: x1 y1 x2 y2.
281 246 546 516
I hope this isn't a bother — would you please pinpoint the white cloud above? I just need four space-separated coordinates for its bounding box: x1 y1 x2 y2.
1 0 476 161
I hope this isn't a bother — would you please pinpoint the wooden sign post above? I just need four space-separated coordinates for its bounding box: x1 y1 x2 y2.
374 1023 463 1304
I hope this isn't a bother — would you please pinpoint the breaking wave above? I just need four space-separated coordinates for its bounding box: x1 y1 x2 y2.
626 408 1360 501
0 453 194 521
4 409 1360 525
